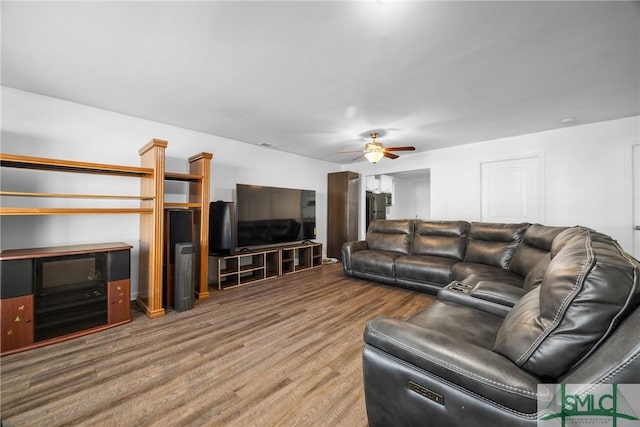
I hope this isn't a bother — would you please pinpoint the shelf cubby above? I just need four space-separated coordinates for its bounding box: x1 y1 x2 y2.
219 274 240 288
280 248 295 275
312 245 323 267
265 251 280 278
239 269 265 283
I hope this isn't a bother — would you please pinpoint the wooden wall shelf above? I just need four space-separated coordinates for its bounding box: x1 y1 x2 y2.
0 207 153 215
164 202 201 209
164 172 202 182
0 153 154 177
0 152 156 217
1 139 213 321
0 191 154 200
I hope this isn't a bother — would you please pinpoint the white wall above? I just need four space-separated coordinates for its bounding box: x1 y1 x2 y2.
0 87 340 297
387 178 417 220
345 116 639 253
415 179 431 220
383 173 431 221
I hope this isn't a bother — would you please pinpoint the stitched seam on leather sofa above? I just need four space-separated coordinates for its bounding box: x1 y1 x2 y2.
365 345 541 419
515 232 593 365
368 323 544 398
577 277 637 368
600 348 640 383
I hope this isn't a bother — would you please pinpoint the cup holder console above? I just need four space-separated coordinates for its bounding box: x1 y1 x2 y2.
439 280 512 317
446 281 473 293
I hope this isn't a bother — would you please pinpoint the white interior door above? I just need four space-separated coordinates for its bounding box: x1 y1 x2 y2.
633 144 640 259
481 154 544 223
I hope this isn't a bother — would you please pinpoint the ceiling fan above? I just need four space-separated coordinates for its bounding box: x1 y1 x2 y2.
337 132 416 163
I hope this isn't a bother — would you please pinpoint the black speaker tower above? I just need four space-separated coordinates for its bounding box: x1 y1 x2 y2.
209 201 237 255
174 243 195 312
163 209 193 308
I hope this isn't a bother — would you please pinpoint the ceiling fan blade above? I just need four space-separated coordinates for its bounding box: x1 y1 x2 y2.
351 154 364 161
384 152 399 160
385 146 416 152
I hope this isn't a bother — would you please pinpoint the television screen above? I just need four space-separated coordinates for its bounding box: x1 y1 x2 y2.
236 184 316 248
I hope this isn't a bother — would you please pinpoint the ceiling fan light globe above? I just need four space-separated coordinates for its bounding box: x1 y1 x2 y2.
365 151 384 163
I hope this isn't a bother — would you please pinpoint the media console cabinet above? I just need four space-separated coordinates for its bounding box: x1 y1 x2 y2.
211 242 323 290
0 242 132 355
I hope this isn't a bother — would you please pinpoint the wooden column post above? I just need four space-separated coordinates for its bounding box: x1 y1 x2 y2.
189 152 213 299
138 139 167 318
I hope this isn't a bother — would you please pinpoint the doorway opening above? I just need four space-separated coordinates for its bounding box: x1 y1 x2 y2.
363 169 431 231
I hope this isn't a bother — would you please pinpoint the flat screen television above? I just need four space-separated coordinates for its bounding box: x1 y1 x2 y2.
235 183 316 249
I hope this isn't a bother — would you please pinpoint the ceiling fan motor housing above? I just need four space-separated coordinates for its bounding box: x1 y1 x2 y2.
366 141 384 152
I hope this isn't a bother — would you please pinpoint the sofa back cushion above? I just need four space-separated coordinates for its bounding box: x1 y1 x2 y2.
521 254 551 292
494 230 640 379
366 220 413 254
509 224 567 277
463 222 528 269
550 226 593 257
411 221 469 260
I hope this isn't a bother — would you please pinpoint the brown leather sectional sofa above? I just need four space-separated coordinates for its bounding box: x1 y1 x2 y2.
342 220 640 426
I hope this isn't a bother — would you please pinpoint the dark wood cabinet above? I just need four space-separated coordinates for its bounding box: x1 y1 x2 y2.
0 295 34 353
0 243 132 355
108 279 131 325
327 171 360 260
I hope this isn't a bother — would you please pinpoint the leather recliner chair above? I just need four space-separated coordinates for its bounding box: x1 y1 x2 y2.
362 228 640 426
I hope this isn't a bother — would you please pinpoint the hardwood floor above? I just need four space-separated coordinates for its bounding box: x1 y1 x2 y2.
0 263 434 426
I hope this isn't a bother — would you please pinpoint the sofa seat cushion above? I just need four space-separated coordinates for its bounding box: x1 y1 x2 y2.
494 230 640 379
364 301 546 413
394 255 457 285
351 249 404 276
452 262 524 287
407 301 502 347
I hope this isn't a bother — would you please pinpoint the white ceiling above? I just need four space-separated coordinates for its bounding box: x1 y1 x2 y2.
2 1 639 164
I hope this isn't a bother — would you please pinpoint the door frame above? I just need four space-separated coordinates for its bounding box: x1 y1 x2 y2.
629 143 640 259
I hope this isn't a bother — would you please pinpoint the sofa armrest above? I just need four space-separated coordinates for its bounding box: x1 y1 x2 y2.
438 281 527 317
471 281 527 306
342 240 368 273
364 316 547 413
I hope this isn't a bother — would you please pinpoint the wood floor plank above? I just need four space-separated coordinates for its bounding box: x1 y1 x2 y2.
0 263 434 426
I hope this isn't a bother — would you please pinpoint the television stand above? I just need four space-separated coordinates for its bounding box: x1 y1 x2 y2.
210 242 322 290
